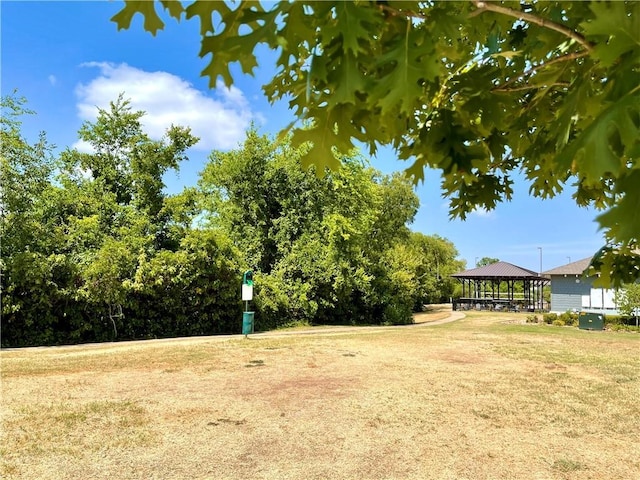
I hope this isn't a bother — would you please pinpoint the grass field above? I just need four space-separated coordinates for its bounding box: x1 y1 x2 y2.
2 308 639 480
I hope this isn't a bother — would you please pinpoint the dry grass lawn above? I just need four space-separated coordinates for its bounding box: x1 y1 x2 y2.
2 307 639 480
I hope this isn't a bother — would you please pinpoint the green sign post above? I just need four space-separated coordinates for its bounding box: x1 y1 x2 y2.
242 270 254 336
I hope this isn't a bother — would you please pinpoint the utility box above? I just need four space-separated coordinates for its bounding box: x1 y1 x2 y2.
242 311 255 335
579 312 604 331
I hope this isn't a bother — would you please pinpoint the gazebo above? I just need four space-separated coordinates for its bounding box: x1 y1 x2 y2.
451 261 549 312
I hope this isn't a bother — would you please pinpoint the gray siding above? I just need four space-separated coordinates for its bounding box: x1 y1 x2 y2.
550 275 591 313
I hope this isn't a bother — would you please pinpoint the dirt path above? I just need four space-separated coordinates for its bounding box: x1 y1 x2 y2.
255 308 465 338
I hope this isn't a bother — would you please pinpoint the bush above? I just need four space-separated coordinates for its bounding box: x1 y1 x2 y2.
526 314 539 323
552 319 566 327
559 311 578 327
606 315 640 330
382 302 414 326
605 315 625 326
543 313 557 324
609 323 629 332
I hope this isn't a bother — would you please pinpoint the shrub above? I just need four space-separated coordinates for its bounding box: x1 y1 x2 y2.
605 315 624 326
382 302 414 325
552 319 566 327
526 314 539 323
543 313 557 324
559 311 578 327
606 316 640 331
609 323 628 332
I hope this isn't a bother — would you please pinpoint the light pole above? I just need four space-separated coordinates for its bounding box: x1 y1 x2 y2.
538 247 542 275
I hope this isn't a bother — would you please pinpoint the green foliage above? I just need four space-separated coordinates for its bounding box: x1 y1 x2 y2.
604 315 624 327
1 94 240 346
276 318 312 331
2 92 466 345
126 229 242 337
1 94 89 346
543 313 558 324
606 323 639 333
606 313 640 331
559 311 578 327
1 93 58 259
476 257 500 268
589 245 640 287
525 314 539 324
405 232 466 307
112 0 640 286
614 283 640 326
1 251 89 346
199 130 453 326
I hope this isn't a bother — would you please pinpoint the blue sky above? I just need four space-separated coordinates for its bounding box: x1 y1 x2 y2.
2 1 606 272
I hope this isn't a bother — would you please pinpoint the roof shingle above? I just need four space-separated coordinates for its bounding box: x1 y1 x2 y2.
542 257 592 276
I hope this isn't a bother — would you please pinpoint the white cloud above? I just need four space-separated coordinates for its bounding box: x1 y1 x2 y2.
72 139 94 154
74 62 255 151
48 75 57 85
470 207 495 219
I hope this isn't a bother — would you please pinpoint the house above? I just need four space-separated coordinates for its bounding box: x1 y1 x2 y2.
543 257 618 314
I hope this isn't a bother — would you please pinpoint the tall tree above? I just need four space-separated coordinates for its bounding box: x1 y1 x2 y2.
199 130 423 326
61 94 199 249
59 96 199 317
407 233 466 306
0 93 80 346
112 1 640 285
1 94 244 347
1 93 58 259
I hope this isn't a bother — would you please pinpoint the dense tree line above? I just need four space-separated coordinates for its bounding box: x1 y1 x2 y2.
1 94 464 347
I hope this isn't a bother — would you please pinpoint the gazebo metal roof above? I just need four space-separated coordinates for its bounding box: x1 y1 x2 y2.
452 261 546 280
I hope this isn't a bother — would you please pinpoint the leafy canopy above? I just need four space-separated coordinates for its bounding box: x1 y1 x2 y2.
112 1 640 285
1 93 247 346
198 129 427 325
